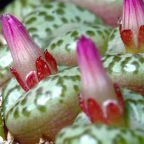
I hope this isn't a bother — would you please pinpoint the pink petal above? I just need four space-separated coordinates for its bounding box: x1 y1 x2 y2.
1 14 43 80
44 50 58 73
77 36 124 125
36 56 51 81
77 36 117 105
26 71 38 89
10 67 28 91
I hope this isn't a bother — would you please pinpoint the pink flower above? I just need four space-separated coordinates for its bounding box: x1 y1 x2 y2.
120 0 144 53
77 36 124 126
1 14 58 91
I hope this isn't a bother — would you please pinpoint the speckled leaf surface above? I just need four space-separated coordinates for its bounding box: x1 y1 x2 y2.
4 67 81 144
122 88 144 132
47 23 111 66
56 124 144 144
0 46 12 86
23 2 102 48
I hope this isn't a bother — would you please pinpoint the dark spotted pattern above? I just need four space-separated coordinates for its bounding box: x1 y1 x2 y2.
5 67 81 144
23 2 102 48
107 27 125 54
2 78 24 118
56 124 144 144
125 98 144 131
2 1 144 144
102 53 144 93
48 24 111 66
0 46 12 86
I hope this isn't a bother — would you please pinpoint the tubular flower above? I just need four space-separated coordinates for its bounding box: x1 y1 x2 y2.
120 0 144 53
77 36 124 126
1 14 58 91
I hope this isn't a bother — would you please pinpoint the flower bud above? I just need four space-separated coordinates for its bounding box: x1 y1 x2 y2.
1 14 58 91
77 36 124 126
120 0 144 53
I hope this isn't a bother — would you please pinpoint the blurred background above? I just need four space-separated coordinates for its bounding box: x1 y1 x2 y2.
0 0 123 27
0 0 14 9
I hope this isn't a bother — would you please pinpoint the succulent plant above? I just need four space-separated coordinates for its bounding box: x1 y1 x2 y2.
120 0 144 53
0 0 144 144
58 0 123 27
23 1 103 49
56 123 144 144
